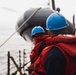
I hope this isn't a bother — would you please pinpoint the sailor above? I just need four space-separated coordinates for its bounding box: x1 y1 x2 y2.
28 26 49 73
33 13 76 75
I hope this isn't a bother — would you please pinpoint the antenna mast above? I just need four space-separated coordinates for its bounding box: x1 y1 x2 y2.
51 0 55 10
48 0 56 10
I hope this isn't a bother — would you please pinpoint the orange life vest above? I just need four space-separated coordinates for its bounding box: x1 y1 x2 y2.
33 35 76 75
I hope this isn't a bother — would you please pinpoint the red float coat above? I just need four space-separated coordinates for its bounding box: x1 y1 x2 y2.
30 35 49 63
33 35 76 75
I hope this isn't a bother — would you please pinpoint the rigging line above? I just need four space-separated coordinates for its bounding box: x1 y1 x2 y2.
0 7 41 48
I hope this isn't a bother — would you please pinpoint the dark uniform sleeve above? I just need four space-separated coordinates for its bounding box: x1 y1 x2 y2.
44 47 66 75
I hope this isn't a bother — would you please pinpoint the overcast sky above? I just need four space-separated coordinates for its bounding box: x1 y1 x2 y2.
0 0 76 31
0 0 76 48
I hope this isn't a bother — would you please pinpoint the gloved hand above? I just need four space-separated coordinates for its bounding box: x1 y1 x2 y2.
28 64 34 71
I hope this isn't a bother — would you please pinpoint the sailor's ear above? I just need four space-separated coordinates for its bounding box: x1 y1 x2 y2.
64 29 68 34
47 30 51 36
47 30 54 37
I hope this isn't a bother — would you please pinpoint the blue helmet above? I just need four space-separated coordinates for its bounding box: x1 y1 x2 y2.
46 13 69 31
31 26 45 36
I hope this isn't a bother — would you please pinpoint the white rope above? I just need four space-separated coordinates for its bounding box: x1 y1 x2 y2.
0 7 41 48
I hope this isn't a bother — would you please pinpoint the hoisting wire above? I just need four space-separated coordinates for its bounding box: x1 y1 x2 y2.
0 7 41 48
